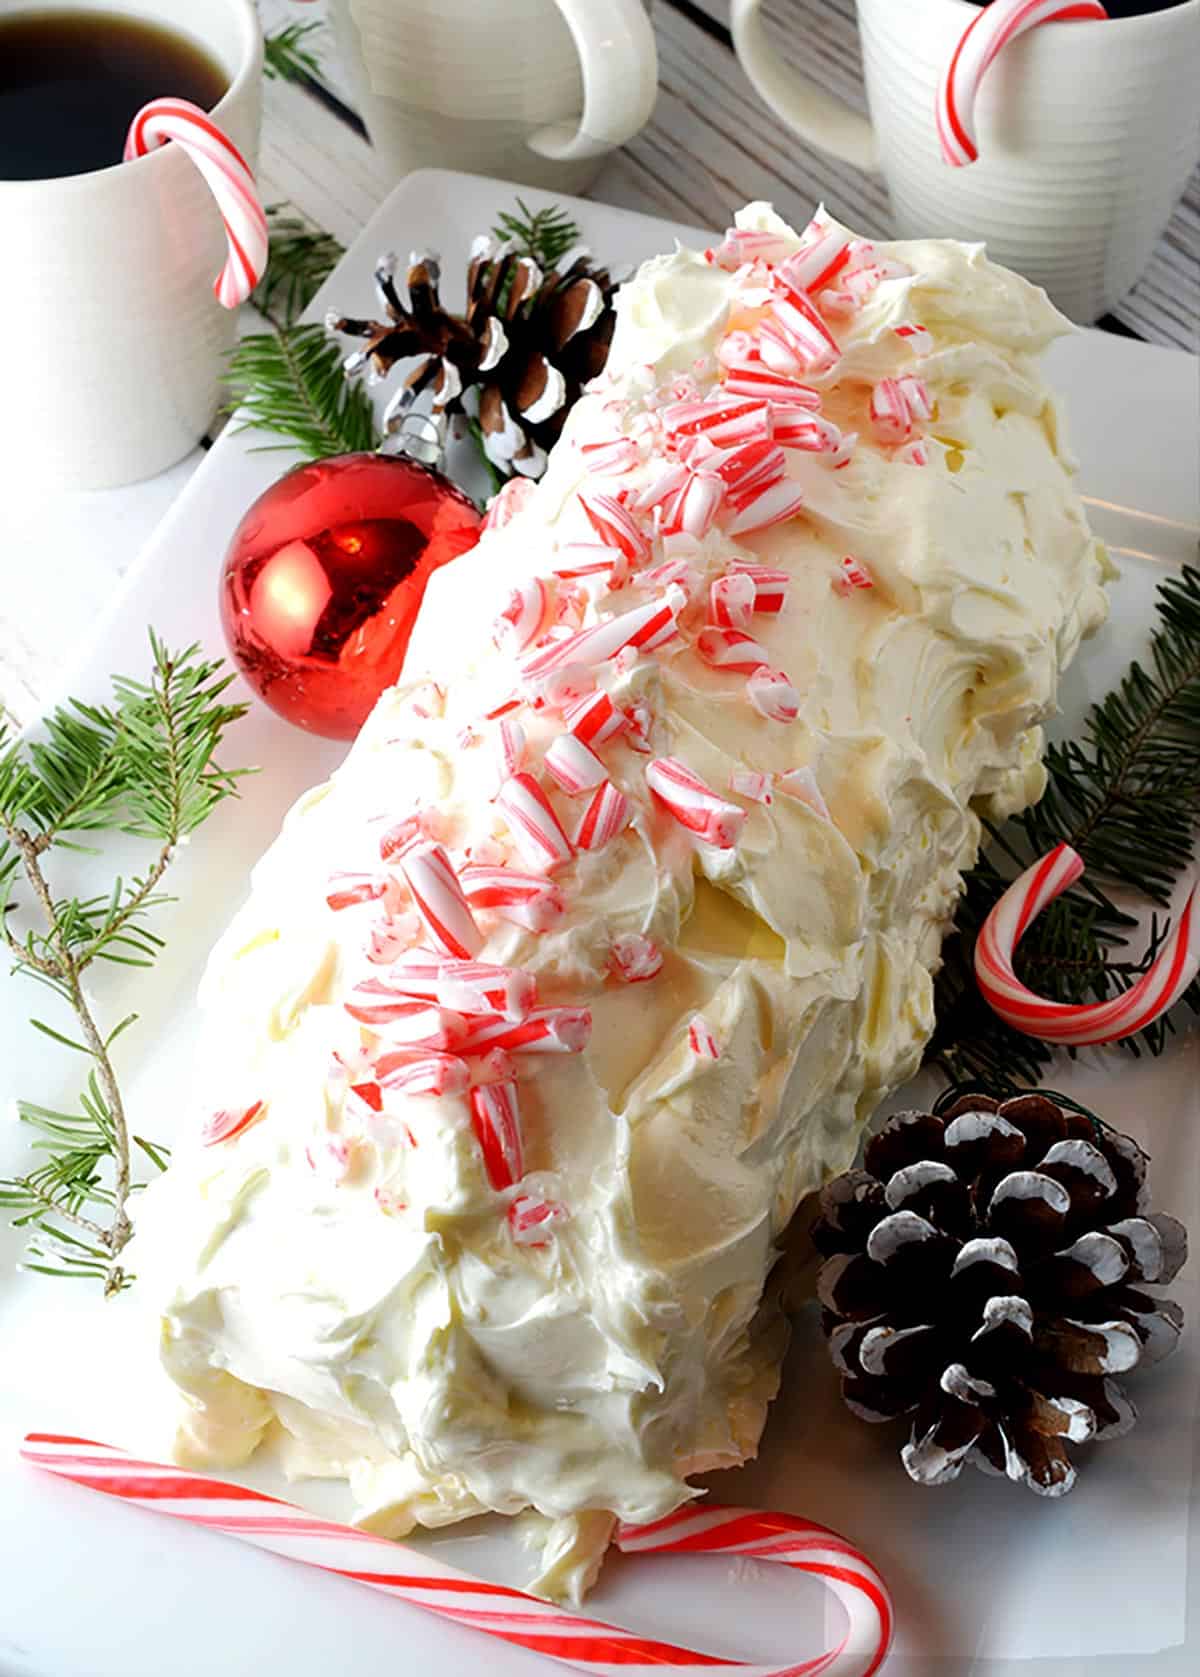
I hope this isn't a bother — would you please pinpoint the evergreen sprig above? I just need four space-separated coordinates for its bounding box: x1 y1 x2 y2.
0 638 248 1292
930 564 1200 1086
262 20 323 86
492 199 582 271
253 211 345 331
226 323 378 459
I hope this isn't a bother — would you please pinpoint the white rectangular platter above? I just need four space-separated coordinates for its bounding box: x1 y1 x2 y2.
1 171 1198 1677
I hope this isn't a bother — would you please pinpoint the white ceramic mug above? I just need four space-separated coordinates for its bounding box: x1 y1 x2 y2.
325 0 658 196
1 0 262 491
731 0 1200 322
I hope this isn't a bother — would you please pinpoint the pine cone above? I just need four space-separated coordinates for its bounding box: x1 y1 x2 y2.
813 1093 1188 1497
328 241 617 480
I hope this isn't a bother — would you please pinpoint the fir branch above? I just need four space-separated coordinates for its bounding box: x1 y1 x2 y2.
226 323 378 459
0 639 247 1292
255 209 345 332
930 564 1200 1087
262 20 323 86
492 199 581 271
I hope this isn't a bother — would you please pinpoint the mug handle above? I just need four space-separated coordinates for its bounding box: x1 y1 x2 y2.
730 0 879 173
528 0 658 162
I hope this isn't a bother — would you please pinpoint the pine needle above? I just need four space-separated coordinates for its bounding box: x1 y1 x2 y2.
492 199 582 270
262 21 323 85
226 324 378 459
929 563 1200 1087
1 638 248 1291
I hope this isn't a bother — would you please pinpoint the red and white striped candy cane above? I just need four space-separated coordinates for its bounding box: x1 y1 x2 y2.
20 1435 894 1677
523 590 686 680
574 781 633 851
646 759 747 850
343 984 468 1048
494 578 551 654
746 667 800 724
722 354 823 408
372 1051 470 1098
659 471 725 540
624 462 690 515
687 1015 721 1059
378 812 432 862
458 1007 593 1057
663 394 768 441
773 410 846 457
838 556 875 593
459 864 566 933
469 1079 524 1188
975 844 1200 1045
386 957 538 1022
723 445 787 512
495 718 529 784
725 478 805 537
200 1100 265 1147
580 436 639 476
123 99 267 307
764 295 841 375
325 871 389 912
937 0 1108 167
706 225 798 268
710 573 757 631
696 628 772 675
400 842 485 960
893 323 934 356
729 769 773 806
564 689 628 747
775 225 854 296
733 564 790 615
545 733 609 796
482 474 536 532
496 773 575 872
868 380 912 445
553 544 630 587
508 1192 570 1244
609 933 664 982
579 491 651 563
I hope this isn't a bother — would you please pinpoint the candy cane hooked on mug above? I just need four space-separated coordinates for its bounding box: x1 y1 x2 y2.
936 0 1110 168
20 1434 895 1676
124 97 268 305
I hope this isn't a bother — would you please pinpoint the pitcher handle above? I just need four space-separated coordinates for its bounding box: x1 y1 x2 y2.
730 0 879 173
529 0 658 162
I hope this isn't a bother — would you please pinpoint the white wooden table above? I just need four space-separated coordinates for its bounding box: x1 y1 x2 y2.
2 0 1196 730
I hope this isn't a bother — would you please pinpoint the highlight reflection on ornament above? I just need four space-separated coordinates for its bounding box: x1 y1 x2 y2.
220 452 482 739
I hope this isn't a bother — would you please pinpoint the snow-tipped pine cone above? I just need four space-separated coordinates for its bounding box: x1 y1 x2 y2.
813 1092 1187 1497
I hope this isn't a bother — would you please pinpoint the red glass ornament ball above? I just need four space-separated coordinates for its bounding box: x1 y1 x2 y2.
220 451 482 740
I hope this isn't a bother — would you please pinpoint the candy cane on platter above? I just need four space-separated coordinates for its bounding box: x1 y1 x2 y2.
123 99 268 307
975 844 1200 1044
937 0 1109 168
20 1436 894 1677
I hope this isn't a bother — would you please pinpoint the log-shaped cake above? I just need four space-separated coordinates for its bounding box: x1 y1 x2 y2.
132 205 1110 1599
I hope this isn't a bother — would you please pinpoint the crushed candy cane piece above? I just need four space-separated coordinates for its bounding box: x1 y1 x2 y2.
580 435 638 475
839 554 875 592
777 765 831 819
696 626 771 674
687 1014 720 1059
609 933 664 982
659 470 724 540
574 780 632 850
481 475 534 531
521 589 684 679
869 378 912 443
724 477 805 536
775 226 853 295
733 563 790 615
544 732 608 795
374 1051 471 1097
646 757 746 849
343 984 467 1048
579 490 651 563
493 719 527 787
201 1101 265 1147
894 323 933 355
493 577 550 654
896 374 932 420
495 772 574 872
366 913 420 965
747 666 800 723
623 703 655 753
895 439 930 467
400 841 484 959
729 769 773 805
469 1080 523 1189
507 1193 569 1245
458 1007 592 1057
706 226 796 268
386 957 537 1022
709 573 757 630
765 292 840 372
564 688 627 746
459 864 565 933
325 871 388 912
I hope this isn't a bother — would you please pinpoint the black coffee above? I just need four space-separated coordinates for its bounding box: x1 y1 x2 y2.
0 10 228 181
965 1 1186 13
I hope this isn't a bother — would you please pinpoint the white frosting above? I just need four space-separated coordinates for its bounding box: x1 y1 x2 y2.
130 205 1110 1601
